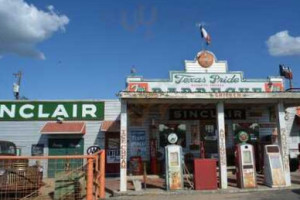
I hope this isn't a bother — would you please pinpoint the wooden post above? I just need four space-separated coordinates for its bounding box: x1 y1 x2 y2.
86 158 94 200
277 102 291 186
143 162 147 189
120 100 128 192
99 150 106 199
216 102 227 189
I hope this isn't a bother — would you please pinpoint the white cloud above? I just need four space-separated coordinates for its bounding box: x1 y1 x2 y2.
0 0 69 59
266 30 300 56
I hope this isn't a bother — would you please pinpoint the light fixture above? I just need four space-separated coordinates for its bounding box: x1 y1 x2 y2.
56 117 64 123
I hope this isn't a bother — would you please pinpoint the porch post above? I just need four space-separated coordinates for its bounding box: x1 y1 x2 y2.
120 100 128 192
216 101 227 189
276 102 291 186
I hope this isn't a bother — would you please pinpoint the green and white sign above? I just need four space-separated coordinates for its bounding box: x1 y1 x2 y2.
126 51 285 94
127 72 284 93
0 101 104 121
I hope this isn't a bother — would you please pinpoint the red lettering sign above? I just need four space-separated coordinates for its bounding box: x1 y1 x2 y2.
128 83 149 92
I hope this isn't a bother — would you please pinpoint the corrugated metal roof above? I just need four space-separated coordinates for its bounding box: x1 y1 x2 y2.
40 122 86 134
100 121 120 132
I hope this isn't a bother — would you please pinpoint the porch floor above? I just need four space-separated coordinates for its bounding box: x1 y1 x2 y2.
105 171 300 197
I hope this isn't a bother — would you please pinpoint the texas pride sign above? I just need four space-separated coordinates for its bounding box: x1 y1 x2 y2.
127 72 284 93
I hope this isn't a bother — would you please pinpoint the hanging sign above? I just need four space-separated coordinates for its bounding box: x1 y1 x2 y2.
31 144 44 156
87 146 101 155
130 130 147 159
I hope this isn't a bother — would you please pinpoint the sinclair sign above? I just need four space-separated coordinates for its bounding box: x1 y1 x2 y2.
127 72 284 93
0 101 104 121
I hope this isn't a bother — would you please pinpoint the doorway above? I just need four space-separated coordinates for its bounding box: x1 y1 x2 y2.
105 132 120 174
200 121 218 159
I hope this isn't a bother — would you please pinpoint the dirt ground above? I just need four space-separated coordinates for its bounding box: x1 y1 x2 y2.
111 189 300 200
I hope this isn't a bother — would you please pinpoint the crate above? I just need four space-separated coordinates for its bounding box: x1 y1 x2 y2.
194 159 217 190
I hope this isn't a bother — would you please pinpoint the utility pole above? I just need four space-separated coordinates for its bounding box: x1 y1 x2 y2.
13 71 22 100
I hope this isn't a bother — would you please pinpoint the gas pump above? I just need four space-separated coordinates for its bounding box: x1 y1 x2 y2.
165 133 184 190
235 142 257 188
264 145 286 187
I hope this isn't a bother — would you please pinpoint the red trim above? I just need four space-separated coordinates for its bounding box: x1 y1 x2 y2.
101 121 120 132
40 122 86 134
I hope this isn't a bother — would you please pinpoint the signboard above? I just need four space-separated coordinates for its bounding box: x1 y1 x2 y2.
233 123 259 143
87 146 101 155
107 149 120 163
170 109 246 120
130 130 147 159
31 144 44 156
127 72 284 93
197 51 214 68
0 101 104 121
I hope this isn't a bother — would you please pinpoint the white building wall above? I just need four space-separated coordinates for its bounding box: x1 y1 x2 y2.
0 99 121 176
104 99 121 121
286 107 300 158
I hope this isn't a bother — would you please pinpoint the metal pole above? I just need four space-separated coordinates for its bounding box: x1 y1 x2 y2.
143 162 147 189
289 78 293 89
13 70 22 100
87 158 94 200
99 150 105 199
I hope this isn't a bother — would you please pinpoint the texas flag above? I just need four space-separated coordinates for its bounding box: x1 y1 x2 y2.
200 25 211 45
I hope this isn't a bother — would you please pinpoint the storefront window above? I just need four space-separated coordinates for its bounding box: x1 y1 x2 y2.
190 125 200 150
200 123 218 158
0 141 16 155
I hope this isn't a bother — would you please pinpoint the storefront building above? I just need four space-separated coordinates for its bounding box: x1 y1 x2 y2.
118 50 300 191
1 51 300 191
0 100 121 176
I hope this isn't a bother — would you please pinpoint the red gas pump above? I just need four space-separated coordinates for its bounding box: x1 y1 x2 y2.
150 139 158 174
298 143 300 171
200 141 205 158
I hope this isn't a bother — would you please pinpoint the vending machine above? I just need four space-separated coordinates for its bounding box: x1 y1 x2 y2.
235 143 257 188
165 133 184 190
264 145 286 187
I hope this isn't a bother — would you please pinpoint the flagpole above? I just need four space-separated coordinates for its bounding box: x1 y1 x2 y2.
198 23 210 52
199 24 206 52
289 78 293 89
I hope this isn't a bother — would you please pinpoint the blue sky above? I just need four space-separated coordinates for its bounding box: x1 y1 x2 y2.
0 0 300 100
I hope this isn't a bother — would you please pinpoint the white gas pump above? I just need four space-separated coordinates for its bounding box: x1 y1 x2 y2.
165 133 184 190
264 145 286 187
235 143 257 188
